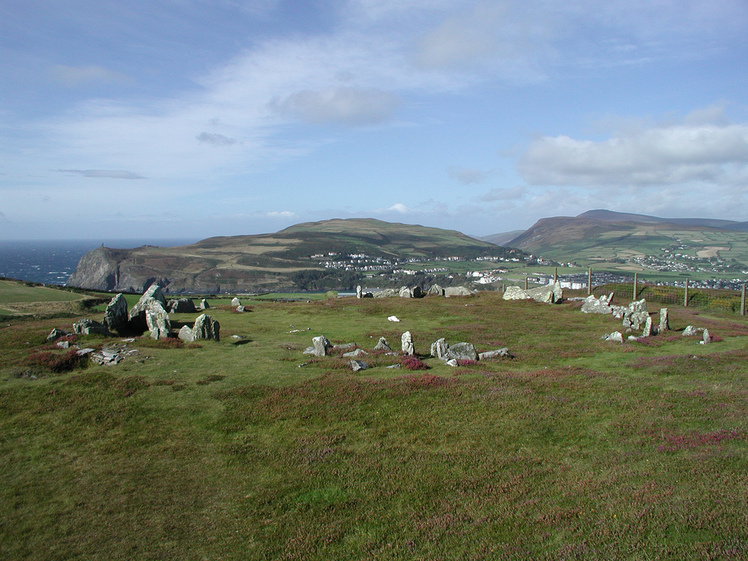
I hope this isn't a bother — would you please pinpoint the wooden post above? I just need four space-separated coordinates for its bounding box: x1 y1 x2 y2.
588 268 592 295
524 276 528 290
633 273 638 301
684 278 689 307
742 283 746 316
553 267 558 283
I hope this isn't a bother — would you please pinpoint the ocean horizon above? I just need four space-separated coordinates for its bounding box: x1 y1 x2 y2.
0 239 198 286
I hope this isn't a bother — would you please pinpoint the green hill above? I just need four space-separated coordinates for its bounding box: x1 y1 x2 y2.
67 218 518 293
505 211 748 275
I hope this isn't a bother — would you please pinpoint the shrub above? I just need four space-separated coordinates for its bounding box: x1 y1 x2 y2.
26 349 84 373
401 355 429 370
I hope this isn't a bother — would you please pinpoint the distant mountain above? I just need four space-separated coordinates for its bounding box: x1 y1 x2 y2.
68 218 519 293
501 210 748 271
480 230 526 246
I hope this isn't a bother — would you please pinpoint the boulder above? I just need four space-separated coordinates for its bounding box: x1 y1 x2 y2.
103 293 129 333
401 331 415 355
373 337 392 352
311 335 332 357
193 314 220 341
527 281 563 304
430 338 449 360
445 342 478 362
399 286 413 298
622 299 648 330
231 297 241 307
373 288 398 298
682 325 699 336
479 348 511 360
343 348 368 358
168 299 197 313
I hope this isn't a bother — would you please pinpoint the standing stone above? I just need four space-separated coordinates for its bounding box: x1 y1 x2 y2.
642 316 654 337
193 314 220 341
311 335 332 357
145 300 171 339
702 329 711 344
401 331 415 355
178 325 194 342
356 285 362 299
231 297 241 307
427 284 445 296
430 338 449 359
399 286 413 298
373 337 392 352
128 284 167 321
682 325 699 336
47 328 69 342
103 293 129 333
199 299 210 310
659 308 670 332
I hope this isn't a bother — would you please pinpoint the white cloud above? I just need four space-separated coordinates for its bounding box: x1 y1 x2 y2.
519 112 748 188
448 166 488 184
263 210 297 218
272 87 400 126
197 132 238 146
387 203 409 213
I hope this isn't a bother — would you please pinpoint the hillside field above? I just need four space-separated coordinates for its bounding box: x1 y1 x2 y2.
1 289 747 559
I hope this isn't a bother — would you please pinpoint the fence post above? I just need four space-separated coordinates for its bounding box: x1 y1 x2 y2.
684 278 689 308
633 273 638 301
525 276 528 290
742 283 746 316
554 267 558 283
588 268 592 295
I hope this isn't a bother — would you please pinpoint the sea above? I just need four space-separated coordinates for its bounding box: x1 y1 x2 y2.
0 239 197 286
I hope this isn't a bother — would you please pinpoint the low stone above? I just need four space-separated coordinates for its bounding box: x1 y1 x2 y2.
350 360 369 372
56 340 70 349
445 342 478 362
581 293 614 314
602 331 624 343
445 286 474 297
168 298 196 313
682 325 699 336
445 359 459 367
73 318 110 336
46 328 69 342
343 349 369 358
373 337 392 352
373 288 398 298
311 335 332 357
103 293 129 333
231 297 241 307
334 343 357 351
387 316 400 322
503 286 531 301
401 331 415 355
478 348 510 360
193 314 220 341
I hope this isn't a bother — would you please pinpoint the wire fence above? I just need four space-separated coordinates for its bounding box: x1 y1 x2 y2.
515 269 748 316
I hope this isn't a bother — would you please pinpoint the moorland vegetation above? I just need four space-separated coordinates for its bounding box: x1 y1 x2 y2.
0 279 746 559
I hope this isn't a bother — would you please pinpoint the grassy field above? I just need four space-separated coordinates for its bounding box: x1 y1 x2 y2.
0 279 88 318
0 291 746 559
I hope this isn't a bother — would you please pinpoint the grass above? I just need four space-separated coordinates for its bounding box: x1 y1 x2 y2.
0 291 746 559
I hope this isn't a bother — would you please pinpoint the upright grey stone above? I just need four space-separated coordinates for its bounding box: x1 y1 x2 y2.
128 284 167 321
702 329 711 344
178 325 194 342
311 335 332 357
193 314 220 341
231 297 241 308
199 299 210 310
145 300 171 339
427 284 445 296
641 316 654 337
103 293 129 333
430 338 449 359
659 308 670 332
682 325 698 336
356 285 362 299
399 286 413 298
401 331 415 355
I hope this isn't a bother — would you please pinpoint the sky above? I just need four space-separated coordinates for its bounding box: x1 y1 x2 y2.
1 0 748 240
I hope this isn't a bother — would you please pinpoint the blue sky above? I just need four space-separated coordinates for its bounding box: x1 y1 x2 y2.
1 0 747 240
